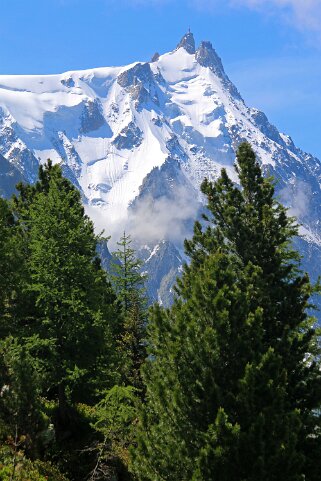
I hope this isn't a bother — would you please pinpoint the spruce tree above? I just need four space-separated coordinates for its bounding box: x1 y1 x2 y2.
0 198 20 337
13 161 118 419
0 198 13 311
0 337 45 456
185 143 321 419
133 143 321 481
111 232 146 317
111 233 147 389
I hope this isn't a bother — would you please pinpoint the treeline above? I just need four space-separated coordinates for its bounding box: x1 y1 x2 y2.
0 143 320 481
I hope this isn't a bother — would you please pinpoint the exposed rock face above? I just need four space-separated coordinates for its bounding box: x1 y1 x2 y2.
130 83 150 105
60 77 75 88
0 153 24 197
0 108 38 182
50 131 83 177
112 122 143 150
151 52 160 62
137 240 183 306
0 31 320 317
131 159 196 206
117 62 154 89
176 31 196 54
80 99 106 134
196 41 225 74
96 240 114 273
166 135 188 163
6 147 39 183
196 41 242 99
117 62 161 108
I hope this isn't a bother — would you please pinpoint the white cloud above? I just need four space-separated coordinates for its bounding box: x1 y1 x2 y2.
229 0 321 32
120 0 321 34
280 179 312 219
86 184 201 249
126 185 200 246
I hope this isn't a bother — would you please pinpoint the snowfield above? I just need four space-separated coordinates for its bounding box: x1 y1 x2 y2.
0 32 320 307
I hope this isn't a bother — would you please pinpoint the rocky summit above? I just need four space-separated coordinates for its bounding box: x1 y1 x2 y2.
0 32 320 313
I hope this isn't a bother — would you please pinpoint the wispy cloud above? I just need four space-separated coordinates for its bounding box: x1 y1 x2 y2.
86 184 200 248
280 179 312 220
229 0 321 33
126 185 200 246
120 0 321 34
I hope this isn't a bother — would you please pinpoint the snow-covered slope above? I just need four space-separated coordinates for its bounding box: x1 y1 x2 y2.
0 32 320 310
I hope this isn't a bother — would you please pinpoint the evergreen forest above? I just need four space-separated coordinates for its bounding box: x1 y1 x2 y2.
0 143 321 481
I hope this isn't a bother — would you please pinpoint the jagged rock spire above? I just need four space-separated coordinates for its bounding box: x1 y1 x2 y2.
195 41 242 100
151 52 160 63
195 41 225 75
176 31 195 54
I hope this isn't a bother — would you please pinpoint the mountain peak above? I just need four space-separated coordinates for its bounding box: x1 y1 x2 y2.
176 30 195 54
195 41 225 74
194 40 242 99
0 37 320 313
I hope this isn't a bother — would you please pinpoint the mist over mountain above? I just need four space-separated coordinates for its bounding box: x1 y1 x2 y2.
0 32 320 312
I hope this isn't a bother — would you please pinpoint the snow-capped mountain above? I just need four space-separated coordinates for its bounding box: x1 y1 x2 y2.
0 32 320 312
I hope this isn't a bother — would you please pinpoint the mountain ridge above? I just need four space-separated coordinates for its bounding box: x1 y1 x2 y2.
0 32 320 311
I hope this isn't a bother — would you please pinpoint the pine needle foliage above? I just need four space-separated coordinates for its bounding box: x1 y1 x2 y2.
111 232 146 317
12 161 118 414
111 233 147 389
0 198 22 337
133 143 321 481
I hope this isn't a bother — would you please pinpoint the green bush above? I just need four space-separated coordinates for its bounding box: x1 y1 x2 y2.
0 445 68 481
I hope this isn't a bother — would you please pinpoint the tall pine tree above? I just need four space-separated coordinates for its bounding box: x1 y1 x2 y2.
133 143 321 481
111 232 147 389
13 161 118 419
0 336 45 457
0 198 21 338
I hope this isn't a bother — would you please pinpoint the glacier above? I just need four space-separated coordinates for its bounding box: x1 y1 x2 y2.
0 32 320 313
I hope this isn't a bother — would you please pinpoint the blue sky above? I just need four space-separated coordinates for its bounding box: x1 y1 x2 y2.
1 0 321 158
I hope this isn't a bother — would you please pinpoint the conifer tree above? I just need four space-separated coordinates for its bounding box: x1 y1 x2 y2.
0 198 20 337
184 143 321 415
13 161 118 419
112 232 146 316
111 233 147 389
0 337 45 456
133 143 321 481
0 198 13 308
